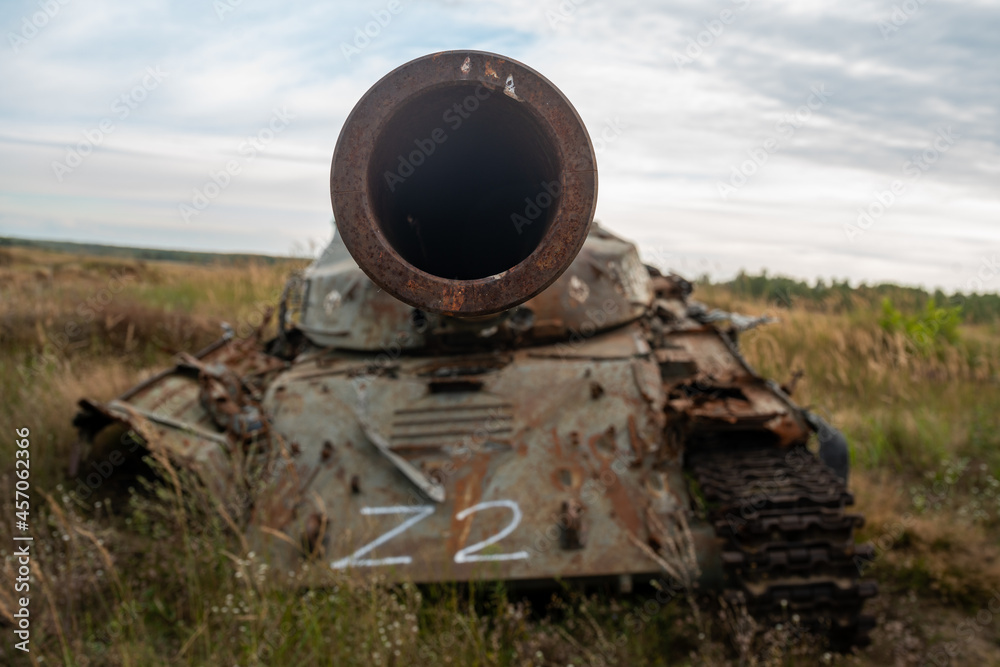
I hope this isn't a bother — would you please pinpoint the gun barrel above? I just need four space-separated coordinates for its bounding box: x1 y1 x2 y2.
331 50 597 316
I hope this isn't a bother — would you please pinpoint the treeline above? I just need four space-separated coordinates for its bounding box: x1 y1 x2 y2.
0 236 288 266
708 271 1000 324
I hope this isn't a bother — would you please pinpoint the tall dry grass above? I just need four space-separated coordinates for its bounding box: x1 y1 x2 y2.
697 285 1000 474
0 248 307 495
2 248 1000 664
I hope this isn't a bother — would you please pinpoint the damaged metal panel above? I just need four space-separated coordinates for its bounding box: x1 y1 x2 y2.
247 322 677 584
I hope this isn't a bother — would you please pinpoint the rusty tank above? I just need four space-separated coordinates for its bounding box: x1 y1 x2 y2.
73 51 876 646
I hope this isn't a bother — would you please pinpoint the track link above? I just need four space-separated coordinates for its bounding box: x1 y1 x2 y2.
688 444 877 649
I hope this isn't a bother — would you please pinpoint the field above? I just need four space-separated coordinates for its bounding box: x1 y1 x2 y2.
2 239 1000 666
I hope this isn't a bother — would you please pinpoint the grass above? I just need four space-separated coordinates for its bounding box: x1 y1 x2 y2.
2 246 1000 665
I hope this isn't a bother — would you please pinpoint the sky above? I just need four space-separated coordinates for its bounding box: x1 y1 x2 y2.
1 0 997 293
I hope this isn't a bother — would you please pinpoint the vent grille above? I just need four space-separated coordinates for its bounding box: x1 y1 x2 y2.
390 401 513 449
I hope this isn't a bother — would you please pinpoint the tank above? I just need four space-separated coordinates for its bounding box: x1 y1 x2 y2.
72 51 876 647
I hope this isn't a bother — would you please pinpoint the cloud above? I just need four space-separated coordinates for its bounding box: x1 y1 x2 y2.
0 0 997 291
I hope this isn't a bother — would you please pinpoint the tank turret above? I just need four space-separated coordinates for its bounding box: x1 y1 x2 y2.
296 50 649 351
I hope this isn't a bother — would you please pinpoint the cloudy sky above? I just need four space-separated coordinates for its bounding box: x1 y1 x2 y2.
1 0 997 292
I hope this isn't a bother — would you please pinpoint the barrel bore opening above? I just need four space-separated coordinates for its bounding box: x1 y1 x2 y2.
368 83 562 281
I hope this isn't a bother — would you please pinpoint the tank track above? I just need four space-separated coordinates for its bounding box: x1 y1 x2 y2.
687 444 878 649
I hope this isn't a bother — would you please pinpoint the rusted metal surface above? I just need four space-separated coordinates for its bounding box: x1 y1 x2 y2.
248 305 673 583
295 224 651 353
72 332 289 501
331 50 597 317
72 51 875 647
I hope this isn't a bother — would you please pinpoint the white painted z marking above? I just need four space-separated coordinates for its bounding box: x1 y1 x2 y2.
331 505 435 569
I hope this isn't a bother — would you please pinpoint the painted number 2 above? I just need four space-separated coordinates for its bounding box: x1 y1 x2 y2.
454 500 529 563
331 499 528 570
